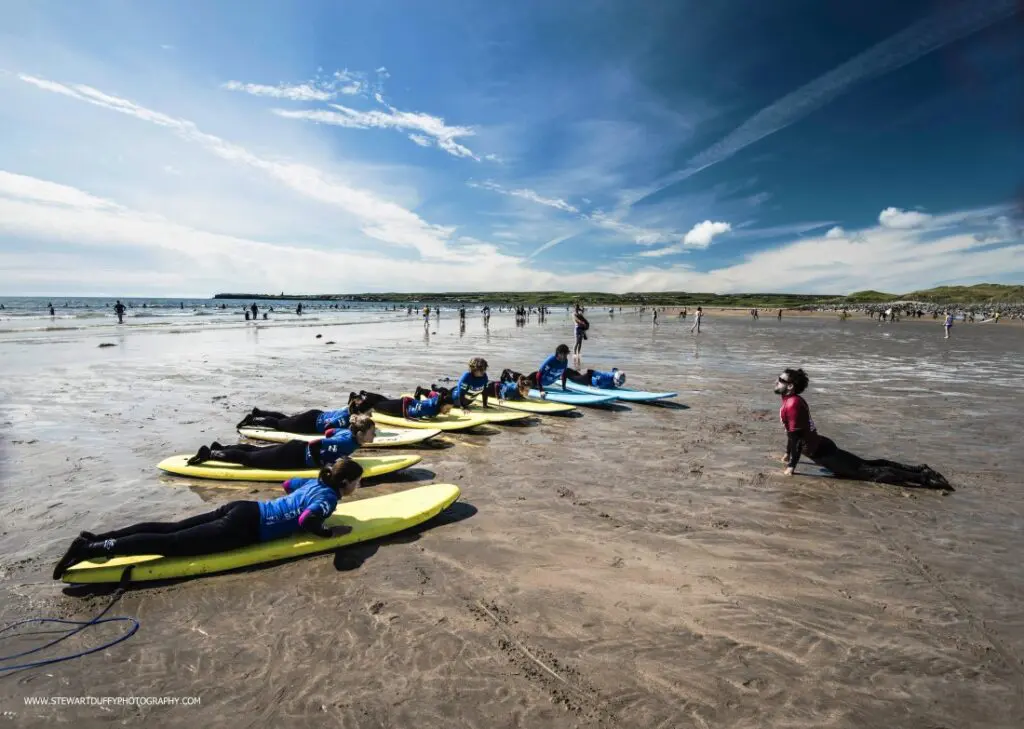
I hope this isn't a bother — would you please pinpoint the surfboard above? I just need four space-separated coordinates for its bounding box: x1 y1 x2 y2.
399 394 532 424
563 381 677 402
526 388 617 406
62 483 461 584
156 453 421 482
371 411 488 431
464 395 576 415
238 426 441 447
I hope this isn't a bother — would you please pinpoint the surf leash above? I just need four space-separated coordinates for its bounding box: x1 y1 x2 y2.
0 567 137 674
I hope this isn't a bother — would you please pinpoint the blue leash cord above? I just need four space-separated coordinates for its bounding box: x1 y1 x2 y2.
0 568 138 674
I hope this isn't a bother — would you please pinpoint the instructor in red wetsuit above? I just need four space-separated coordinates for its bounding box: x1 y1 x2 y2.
775 368 952 490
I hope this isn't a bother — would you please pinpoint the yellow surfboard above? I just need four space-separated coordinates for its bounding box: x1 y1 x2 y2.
156 453 421 482
371 411 487 431
462 395 576 415
62 483 461 583
400 394 532 424
238 426 441 447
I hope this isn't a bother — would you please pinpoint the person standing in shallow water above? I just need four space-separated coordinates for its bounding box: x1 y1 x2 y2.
943 312 954 339
690 306 703 334
114 300 126 324
775 368 951 490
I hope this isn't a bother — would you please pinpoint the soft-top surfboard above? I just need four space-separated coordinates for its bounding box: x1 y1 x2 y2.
563 381 677 402
157 453 421 482
527 388 617 406
399 394 532 424
371 411 488 432
465 395 576 415
62 483 461 584
239 426 441 447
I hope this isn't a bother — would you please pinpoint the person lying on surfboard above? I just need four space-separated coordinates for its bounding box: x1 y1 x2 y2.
186 414 376 468
234 393 374 432
564 367 626 389
775 368 952 490
451 357 490 408
533 344 571 394
52 458 364 579
358 387 456 420
479 374 532 403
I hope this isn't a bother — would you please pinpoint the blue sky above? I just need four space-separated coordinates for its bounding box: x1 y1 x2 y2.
0 0 1021 296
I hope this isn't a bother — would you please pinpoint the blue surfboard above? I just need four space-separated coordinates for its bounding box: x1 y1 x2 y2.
563 381 678 402
527 388 617 406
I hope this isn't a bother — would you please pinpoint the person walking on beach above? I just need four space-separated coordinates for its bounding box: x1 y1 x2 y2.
943 312 954 339
52 457 364 580
777 309 783 320
775 368 951 489
690 306 703 334
114 300 126 324
653 309 658 325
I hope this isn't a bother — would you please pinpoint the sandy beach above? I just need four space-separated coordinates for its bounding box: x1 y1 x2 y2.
2 307 1023 728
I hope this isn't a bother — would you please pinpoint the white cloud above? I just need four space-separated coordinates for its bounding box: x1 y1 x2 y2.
1 170 1021 296
16 73 458 259
408 134 431 147
825 226 845 239
222 70 366 101
637 244 687 258
274 102 480 160
878 207 931 229
683 220 731 247
633 0 1019 206
469 180 578 213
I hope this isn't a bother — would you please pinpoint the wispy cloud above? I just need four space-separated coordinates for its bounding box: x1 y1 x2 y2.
529 232 578 259
275 103 480 160
633 0 1020 205
470 180 578 213
222 69 374 101
471 180 683 246
16 73 457 258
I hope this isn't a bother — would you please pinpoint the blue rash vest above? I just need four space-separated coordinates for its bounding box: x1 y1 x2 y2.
537 354 567 387
315 407 350 432
258 478 338 541
406 395 441 419
452 371 488 402
590 370 618 389
498 381 522 400
305 430 359 466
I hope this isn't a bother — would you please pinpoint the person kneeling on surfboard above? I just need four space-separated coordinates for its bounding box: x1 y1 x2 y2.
775 368 952 490
52 458 364 579
186 415 376 469
235 394 374 433
358 387 455 420
564 367 626 389
451 357 490 408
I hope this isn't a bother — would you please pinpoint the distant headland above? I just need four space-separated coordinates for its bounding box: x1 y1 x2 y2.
213 284 1023 308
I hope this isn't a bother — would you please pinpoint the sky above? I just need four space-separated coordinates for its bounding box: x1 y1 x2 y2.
0 0 1022 297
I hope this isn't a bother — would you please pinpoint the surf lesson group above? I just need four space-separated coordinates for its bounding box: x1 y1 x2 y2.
51 303 953 584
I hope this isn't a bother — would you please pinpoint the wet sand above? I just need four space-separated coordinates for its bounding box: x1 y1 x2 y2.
1 309 1023 728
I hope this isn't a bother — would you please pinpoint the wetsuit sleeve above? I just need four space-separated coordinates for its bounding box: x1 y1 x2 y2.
481 375 489 407
282 478 296 493
786 431 804 470
297 496 334 538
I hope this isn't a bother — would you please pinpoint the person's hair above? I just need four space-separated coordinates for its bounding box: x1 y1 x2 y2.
319 456 364 488
468 357 488 372
781 368 809 395
555 344 570 356
348 413 375 436
347 392 374 414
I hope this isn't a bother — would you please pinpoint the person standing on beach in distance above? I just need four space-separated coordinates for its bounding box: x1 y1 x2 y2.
114 300 126 324
572 307 589 360
943 312 954 339
52 457 364 580
296 302 303 315
482 305 491 326
778 309 783 320
775 368 951 489
250 302 258 321
690 306 703 334
48 303 55 317
653 309 658 325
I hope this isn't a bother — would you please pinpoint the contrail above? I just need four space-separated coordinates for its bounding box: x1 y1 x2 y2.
635 0 1020 206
